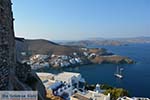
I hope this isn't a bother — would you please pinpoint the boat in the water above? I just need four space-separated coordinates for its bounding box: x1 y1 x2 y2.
114 66 123 79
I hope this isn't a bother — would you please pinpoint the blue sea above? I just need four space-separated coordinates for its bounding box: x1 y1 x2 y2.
47 44 150 97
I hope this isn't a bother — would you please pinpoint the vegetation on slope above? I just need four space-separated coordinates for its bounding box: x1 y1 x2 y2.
85 83 129 100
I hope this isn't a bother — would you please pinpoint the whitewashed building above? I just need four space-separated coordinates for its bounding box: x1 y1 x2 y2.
55 72 85 91
117 96 150 100
71 90 110 100
37 72 111 100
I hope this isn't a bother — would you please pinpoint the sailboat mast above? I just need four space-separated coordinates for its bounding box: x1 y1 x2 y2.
117 66 119 74
120 68 122 75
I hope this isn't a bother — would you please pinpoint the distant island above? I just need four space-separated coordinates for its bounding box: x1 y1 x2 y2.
15 38 134 70
59 36 150 46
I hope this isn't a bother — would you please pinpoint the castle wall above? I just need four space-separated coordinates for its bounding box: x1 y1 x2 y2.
0 0 15 90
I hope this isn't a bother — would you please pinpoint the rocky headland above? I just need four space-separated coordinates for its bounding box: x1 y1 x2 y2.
15 39 134 70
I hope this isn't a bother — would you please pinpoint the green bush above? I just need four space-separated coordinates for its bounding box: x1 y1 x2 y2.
104 88 129 100
100 84 113 90
85 83 129 100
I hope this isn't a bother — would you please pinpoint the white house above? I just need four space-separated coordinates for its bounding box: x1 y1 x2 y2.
55 72 85 90
117 96 150 100
41 72 84 99
71 90 110 100
37 72 110 100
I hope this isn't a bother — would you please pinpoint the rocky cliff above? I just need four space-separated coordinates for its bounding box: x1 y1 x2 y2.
0 0 47 100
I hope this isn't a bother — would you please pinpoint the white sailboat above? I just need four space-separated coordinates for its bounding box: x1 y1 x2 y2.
114 66 123 79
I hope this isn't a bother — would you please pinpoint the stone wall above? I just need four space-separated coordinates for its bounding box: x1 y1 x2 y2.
0 0 16 65
0 1 47 100
0 0 15 90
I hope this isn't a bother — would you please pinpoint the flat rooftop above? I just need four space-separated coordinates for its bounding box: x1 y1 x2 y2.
72 91 109 100
36 72 55 80
85 91 108 100
55 72 81 82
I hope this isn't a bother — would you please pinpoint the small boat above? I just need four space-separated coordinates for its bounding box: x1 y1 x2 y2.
114 73 123 79
114 66 123 79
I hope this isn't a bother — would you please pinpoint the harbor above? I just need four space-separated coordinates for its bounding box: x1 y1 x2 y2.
45 44 150 98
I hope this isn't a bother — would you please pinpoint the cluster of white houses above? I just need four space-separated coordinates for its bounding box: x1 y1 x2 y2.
50 54 82 68
37 72 110 100
29 54 50 69
29 53 87 70
26 47 108 70
27 47 115 70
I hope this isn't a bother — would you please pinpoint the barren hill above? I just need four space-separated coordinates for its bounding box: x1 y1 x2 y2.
26 39 82 55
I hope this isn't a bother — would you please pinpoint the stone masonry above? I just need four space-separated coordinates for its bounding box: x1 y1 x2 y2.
0 0 15 90
0 1 47 99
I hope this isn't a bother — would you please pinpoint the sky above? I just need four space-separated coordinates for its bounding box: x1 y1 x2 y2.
12 0 150 40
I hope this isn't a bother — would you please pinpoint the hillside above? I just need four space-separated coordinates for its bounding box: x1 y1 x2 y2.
21 39 133 68
60 37 150 47
60 40 127 46
118 37 150 43
26 39 82 55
